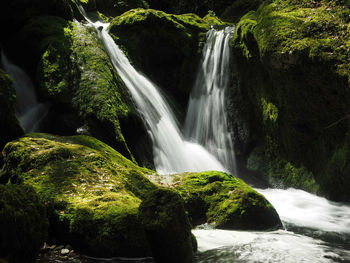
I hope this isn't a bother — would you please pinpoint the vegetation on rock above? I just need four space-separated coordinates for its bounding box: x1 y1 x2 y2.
0 134 194 261
230 0 350 201
152 171 282 230
0 184 48 263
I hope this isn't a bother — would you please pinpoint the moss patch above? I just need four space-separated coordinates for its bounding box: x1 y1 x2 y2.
1 134 195 259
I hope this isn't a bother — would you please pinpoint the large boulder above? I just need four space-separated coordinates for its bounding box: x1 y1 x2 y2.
108 9 224 115
0 184 48 263
0 69 23 152
150 171 282 230
0 134 195 261
230 0 350 201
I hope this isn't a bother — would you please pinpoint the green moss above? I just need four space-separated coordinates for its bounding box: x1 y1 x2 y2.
168 171 282 230
0 69 24 151
15 15 138 161
1 134 155 256
268 159 319 192
231 0 350 201
261 98 278 123
1 134 195 258
0 184 48 263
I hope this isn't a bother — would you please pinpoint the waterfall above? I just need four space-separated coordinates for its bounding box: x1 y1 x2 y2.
78 9 226 174
1 52 47 132
184 27 237 175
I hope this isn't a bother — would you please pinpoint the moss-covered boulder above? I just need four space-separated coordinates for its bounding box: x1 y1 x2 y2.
0 69 23 152
0 184 48 263
109 9 224 114
0 134 194 261
6 15 153 164
153 171 282 230
230 0 350 201
139 188 195 263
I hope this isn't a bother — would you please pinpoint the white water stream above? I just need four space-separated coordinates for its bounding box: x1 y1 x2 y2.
184 27 236 174
77 7 350 262
194 188 350 262
78 10 226 174
1 51 47 132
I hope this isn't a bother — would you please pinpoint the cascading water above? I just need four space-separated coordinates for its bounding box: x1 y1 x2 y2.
78 9 226 174
1 52 47 132
184 27 237 174
77 6 350 262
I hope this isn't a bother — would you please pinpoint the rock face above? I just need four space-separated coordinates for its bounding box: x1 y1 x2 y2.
0 184 48 263
153 171 282 230
0 134 194 261
108 9 224 115
0 69 23 152
230 0 350 201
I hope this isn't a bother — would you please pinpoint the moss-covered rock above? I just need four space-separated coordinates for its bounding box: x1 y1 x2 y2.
0 184 48 263
156 171 282 230
146 0 262 22
0 69 24 152
7 15 151 164
79 0 150 18
230 0 350 201
109 9 224 114
139 188 195 263
0 134 195 260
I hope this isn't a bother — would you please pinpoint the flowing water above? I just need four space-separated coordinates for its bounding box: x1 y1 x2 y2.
77 7 350 262
78 10 226 174
184 27 236 174
1 51 47 132
194 188 350 263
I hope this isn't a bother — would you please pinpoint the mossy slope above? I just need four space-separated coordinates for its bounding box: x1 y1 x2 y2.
153 171 282 230
230 0 350 201
109 9 224 113
0 134 194 260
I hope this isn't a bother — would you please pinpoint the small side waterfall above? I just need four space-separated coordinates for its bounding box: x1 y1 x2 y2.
1 52 47 132
184 27 237 175
78 8 226 174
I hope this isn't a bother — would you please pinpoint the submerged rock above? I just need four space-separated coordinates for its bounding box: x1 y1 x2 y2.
230 0 350 201
0 134 194 261
151 171 282 230
0 184 48 263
